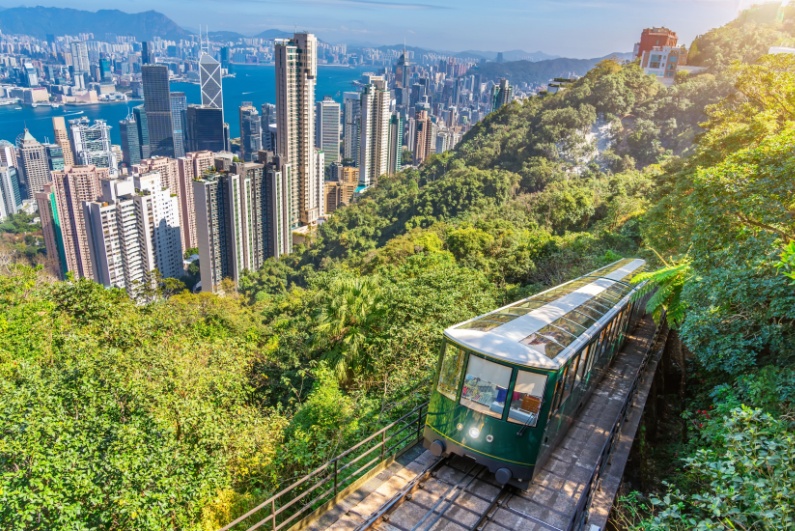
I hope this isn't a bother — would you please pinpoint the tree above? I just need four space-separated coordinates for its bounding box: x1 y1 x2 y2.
313 275 387 386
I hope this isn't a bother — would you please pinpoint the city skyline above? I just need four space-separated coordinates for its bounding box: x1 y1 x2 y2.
3 0 757 57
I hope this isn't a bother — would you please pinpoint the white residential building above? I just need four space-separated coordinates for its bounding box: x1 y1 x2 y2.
275 33 322 227
358 75 391 188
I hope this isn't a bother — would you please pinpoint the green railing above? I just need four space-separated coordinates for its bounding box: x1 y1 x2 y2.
218 401 429 531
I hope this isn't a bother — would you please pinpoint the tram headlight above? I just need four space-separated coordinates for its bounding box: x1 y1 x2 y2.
468 426 481 439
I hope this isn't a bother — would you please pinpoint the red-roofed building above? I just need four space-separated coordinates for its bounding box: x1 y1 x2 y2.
634 27 678 58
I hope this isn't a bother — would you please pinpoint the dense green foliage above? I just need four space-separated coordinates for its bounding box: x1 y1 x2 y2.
2 6 795 530
0 212 46 266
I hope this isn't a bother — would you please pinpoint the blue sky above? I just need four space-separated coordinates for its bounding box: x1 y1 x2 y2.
10 0 768 57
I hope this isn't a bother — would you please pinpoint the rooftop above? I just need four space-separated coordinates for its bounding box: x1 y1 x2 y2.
445 258 646 370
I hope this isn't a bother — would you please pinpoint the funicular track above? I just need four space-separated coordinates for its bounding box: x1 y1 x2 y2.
219 315 667 531
355 455 515 531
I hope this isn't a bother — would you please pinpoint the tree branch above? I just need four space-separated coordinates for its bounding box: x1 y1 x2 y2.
736 213 794 240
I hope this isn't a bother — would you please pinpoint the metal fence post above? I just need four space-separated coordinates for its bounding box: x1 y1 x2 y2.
333 458 338 497
416 404 423 442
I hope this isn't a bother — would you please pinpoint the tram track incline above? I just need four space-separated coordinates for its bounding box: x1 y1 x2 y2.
353 455 518 531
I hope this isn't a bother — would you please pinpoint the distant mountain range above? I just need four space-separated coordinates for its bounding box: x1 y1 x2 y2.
459 50 560 62
0 7 192 41
0 5 595 67
469 52 635 86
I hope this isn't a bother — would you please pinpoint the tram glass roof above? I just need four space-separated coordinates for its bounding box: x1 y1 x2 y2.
445 258 646 370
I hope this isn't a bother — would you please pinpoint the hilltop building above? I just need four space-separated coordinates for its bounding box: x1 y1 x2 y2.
634 27 678 58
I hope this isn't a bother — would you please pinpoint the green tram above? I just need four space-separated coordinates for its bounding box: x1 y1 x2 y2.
423 258 647 488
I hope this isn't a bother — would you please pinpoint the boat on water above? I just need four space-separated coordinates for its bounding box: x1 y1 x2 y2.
14 107 22 110
64 110 84 116
30 103 38 108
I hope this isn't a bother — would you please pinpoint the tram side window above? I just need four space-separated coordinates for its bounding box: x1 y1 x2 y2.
460 355 512 418
575 345 590 386
437 343 466 400
561 356 579 405
508 371 548 426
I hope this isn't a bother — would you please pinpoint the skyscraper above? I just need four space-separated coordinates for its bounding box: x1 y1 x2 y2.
186 105 226 153
17 129 50 199
413 110 435 165
51 165 106 279
275 32 322 226
85 177 145 291
387 112 403 176
492 79 513 110
316 96 341 171
0 166 22 220
131 171 184 280
119 114 142 166
194 159 290 292
394 50 412 117
177 150 215 250
70 42 90 75
170 92 187 158
358 76 390 188
86 170 183 287
261 103 277 152
342 92 361 165
141 41 153 65
52 116 75 167
199 52 223 114
0 140 16 168
239 103 262 162
142 64 175 158
35 182 66 277
132 104 151 159
45 144 65 171
70 118 118 176
135 156 192 255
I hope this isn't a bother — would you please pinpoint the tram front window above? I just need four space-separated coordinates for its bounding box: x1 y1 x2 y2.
460 355 512 418
508 370 547 426
437 343 466 400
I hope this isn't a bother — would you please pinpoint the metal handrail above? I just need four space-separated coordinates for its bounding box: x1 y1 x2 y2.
567 313 666 530
218 400 429 531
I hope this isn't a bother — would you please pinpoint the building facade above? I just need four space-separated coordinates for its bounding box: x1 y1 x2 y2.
199 52 224 113
0 166 22 220
142 64 175 158
239 103 263 162
194 158 291 292
177 150 215 250
17 129 50 199
186 105 227 153
52 116 75 167
275 33 322 226
170 92 188 158
358 76 391 188
51 165 106 280
635 27 678 58
342 91 361 165
119 115 142 167
316 96 341 171
70 118 118 176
